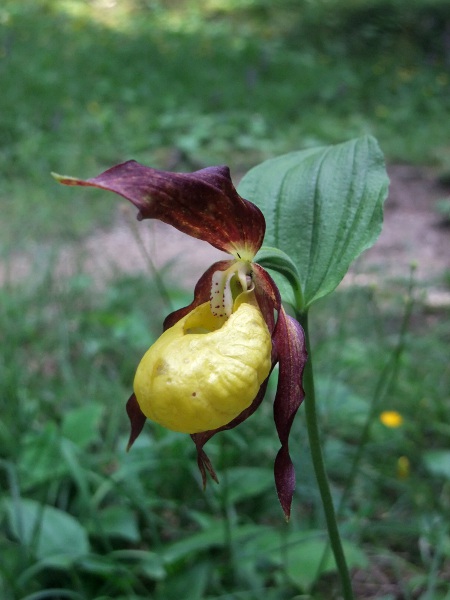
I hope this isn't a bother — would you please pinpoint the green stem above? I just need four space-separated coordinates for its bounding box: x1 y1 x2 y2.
297 310 355 600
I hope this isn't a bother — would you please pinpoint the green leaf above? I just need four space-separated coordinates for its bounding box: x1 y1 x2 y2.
94 506 141 543
78 551 166 582
61 403 103 449
19 424 68 490
219 467 274 504
236 527 367 591
237 526 287 568
154 561 210 600
239 136 389 309
284 533 368 591
162 523 262 565
111 550 166 580
3 498 89 562
78 554 121 577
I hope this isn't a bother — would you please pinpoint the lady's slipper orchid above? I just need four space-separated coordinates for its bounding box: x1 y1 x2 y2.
55 161 307 519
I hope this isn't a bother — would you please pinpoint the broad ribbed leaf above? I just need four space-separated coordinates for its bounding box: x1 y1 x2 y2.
238 136 389 309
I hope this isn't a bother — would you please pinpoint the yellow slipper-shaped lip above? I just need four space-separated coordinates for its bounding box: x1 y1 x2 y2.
133 299 272 433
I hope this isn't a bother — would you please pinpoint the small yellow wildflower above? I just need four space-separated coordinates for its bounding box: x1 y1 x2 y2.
380 410 403 428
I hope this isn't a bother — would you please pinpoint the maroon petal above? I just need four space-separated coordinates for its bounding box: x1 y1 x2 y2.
252 263 282 335
163 260 233 331
193 445 220 488
54 161 265 257
126 393 147 450
272 308 307 520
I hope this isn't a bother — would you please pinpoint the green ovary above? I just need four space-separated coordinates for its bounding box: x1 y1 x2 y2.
133 300 272 433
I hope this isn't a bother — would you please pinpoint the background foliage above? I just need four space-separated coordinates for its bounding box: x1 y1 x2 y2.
1 1 450 598
1 0 450 246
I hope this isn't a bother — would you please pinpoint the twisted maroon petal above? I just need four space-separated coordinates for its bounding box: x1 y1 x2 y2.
272 308 307 520
253 264 307 518
54 161 265 256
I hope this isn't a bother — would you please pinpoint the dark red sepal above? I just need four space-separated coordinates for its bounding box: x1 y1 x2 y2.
193 443 220 487
272 308 307 520
55 161 265 257
252 263 282 335
126 393 147 451
253 264 307 518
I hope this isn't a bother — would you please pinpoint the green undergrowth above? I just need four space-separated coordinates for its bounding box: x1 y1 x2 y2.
1 0 450 246
1 260 449 599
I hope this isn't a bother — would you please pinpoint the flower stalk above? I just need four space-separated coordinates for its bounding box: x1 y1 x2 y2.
297 309 355 600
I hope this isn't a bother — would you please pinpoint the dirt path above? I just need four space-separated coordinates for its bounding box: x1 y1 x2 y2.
359 164 450 281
